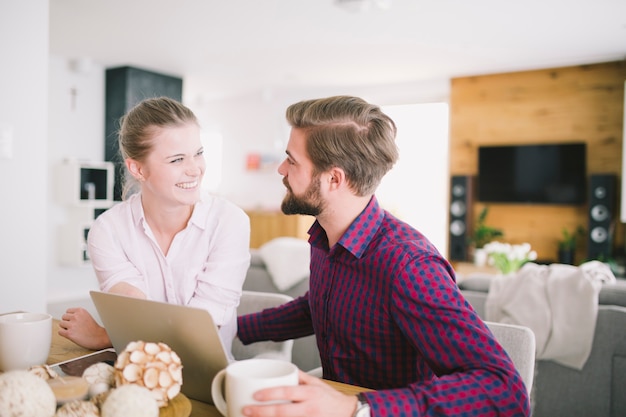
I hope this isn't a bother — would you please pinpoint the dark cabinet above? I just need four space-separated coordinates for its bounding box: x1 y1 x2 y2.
105 66 183 200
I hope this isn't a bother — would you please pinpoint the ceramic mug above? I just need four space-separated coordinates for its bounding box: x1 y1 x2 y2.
0 312 52 372
211 358 298 417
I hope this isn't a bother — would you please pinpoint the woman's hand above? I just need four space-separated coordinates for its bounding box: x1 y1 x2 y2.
58 307 112 350
242 370 358 417
58 285 144 350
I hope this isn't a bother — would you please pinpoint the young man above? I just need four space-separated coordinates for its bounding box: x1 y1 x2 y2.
238 95 530 417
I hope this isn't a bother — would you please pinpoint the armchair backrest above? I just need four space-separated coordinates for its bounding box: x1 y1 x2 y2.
232 291 294 362
486 321 536 395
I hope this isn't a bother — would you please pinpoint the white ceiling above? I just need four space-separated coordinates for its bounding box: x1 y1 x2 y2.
50 0 626 100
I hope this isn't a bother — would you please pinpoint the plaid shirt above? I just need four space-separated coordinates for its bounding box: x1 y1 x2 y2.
238 196 529 416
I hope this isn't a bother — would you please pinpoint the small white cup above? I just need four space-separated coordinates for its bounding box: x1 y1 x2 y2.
0 312 52 372
211 358 298 417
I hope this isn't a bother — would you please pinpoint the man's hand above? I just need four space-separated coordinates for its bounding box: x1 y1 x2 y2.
58 307 112 350
242 370 359 417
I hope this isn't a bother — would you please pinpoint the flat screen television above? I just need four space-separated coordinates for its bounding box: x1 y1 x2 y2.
478 143 587 204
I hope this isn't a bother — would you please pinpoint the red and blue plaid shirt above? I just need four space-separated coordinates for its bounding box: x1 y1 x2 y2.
238 196 530 416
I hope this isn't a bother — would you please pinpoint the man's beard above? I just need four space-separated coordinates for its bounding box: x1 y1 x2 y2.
281 176 323 217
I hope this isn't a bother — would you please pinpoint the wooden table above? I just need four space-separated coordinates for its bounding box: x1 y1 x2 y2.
48 320 369 417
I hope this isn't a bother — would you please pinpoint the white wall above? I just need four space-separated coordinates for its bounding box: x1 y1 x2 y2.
0 0 49 313
46 56 104 303
184 80 451 211
378 103 450 255
185 89 291 210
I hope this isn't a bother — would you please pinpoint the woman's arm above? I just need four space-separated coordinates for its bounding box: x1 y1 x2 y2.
187 203 251 325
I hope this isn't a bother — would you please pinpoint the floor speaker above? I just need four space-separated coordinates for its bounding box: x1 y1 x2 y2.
448 176 474 261
587 174 616 260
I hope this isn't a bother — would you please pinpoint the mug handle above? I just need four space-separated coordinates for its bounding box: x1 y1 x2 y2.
211 368 228 416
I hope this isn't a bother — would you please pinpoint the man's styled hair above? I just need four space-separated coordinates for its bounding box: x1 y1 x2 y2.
286 95 399 196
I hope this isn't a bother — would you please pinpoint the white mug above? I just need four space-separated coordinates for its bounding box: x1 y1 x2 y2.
0 312 52 372
211 358 298 417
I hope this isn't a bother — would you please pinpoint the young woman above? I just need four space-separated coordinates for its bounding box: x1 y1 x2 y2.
58 97 250 354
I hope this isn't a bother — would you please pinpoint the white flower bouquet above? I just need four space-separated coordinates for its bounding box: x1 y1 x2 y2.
483 241 538 274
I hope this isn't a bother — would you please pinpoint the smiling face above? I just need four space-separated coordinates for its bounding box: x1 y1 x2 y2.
278 128 324 216
127 122 205 209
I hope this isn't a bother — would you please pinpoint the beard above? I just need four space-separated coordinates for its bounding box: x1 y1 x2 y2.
281 176 323 216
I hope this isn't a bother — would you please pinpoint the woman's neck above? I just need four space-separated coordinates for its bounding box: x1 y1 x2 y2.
140 194 195 254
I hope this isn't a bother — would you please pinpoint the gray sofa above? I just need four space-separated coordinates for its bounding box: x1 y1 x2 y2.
242 251 321 371
459 275 626 417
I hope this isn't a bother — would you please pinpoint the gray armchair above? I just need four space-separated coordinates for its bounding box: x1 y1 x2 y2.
232 291 294 362
485 321 536 395
242 251 321 371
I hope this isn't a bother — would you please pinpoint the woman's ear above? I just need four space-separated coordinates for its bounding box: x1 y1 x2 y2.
126 159 144 181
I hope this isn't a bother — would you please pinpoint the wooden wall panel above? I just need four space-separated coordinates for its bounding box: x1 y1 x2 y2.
246 210 314 248
449 61 626 263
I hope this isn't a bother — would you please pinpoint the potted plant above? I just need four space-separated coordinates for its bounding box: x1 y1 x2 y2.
558 225 585 265
483 241 538 274
469 206 504 266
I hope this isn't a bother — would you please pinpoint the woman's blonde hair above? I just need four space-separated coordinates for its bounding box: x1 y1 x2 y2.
117 96 198 199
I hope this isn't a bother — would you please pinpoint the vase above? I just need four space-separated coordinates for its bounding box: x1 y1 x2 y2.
473 248 488 267
558 249 575 265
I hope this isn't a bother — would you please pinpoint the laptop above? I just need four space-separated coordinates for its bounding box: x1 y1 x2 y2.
89 291 230 404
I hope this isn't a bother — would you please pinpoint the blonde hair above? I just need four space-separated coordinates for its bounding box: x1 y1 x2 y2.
117 96 198 199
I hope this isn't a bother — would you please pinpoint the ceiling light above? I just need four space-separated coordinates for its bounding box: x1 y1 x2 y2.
334 0 392 13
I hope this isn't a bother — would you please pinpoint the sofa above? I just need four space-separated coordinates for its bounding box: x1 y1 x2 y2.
458 275 626 417
242 250 321 372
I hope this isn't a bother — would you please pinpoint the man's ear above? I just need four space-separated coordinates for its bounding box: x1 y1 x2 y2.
327 167 345 188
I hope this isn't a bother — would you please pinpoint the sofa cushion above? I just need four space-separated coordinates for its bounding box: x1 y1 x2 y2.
532 306 626 417
258 237 310 291
612 354 626 417
249 249 265 267
460 290 487 319
459 275 626 308
457 275 492 292
598 281 626 308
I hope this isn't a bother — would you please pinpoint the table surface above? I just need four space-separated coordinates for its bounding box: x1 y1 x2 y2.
48 319 369 417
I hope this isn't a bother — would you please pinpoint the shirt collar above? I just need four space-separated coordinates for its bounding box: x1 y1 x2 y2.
129 192 209 230
190 196 210 229
129 193 144 226
309 195 384 259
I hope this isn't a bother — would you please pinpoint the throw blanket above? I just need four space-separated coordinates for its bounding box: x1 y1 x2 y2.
258 237 311 291
485 261 616 369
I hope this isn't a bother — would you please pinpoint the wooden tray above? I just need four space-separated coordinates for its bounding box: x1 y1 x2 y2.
160 393 192 417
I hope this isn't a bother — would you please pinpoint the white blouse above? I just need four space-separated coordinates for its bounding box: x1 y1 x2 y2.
87 191 251 354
